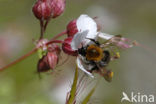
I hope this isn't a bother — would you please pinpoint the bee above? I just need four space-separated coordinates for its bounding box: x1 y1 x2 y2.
78 39 111 72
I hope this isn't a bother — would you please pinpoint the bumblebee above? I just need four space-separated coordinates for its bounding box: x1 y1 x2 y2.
78 39 110 72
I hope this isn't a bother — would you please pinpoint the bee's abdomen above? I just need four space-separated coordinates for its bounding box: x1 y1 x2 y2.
99 51 110 67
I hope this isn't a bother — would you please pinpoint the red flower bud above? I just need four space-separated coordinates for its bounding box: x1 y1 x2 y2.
66 19 78 37
32 0 66 20
37 55 50 72
32 0 52 20
62 37 78 56
37 43 61 73
48 43 61 56
50 0 66 18
47 50 59 69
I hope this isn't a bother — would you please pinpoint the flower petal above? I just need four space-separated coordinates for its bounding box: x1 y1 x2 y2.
70 14 99 50
71 30 88 50
76 14 97 39
76 57 94 78
98 32 114 40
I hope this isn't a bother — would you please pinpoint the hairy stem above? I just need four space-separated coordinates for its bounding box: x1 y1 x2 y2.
0 48 38 71
50 30 67 41
0 30 67 72
46 40 63 45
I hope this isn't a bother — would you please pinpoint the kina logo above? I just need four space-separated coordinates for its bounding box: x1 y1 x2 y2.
121 92 155 103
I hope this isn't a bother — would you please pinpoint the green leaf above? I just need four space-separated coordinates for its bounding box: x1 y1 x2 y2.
81 83 97 104
67 66 78 104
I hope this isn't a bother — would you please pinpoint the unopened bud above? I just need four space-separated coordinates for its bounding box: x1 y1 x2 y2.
47 50 59 69
62 37 78 56
32 0 52 20
50 0 66 18
48 43 61 54
37 55 50 72
37 43 61 73
47 44 61 69
66 19 78 37
32 0 66 20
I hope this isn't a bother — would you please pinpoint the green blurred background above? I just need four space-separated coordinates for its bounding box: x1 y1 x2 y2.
0 0 156 104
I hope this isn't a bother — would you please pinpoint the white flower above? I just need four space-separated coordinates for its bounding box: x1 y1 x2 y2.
71 14 98 50
69 14 133 78
70 14 116 78
71 14 114 51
